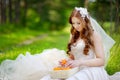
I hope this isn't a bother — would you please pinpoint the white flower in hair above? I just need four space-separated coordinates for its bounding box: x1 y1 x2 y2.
75 7 89 19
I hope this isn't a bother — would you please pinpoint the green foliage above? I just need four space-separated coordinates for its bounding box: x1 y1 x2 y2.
26 9 41 30
22 0 85 30
106 33 120 75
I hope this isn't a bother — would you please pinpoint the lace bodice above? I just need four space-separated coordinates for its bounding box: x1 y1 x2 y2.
71 39 95 60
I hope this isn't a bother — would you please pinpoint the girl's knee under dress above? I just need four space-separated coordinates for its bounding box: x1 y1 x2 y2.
66 67 109 80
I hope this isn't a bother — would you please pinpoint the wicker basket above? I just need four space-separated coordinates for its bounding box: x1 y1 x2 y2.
50 67 79 79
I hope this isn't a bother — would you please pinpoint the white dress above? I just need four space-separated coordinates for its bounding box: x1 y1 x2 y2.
0 39 120 80
66 39 109 80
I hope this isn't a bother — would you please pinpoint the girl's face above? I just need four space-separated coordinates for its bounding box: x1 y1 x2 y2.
71 17 85 32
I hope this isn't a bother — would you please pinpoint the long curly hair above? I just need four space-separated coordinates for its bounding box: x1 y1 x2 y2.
67 9 94 55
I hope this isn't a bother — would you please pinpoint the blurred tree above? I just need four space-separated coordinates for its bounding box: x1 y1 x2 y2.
0 0 7 23
88 0 120 33
27 0 84 30
20 0 28 26
0 0 21 24
8 0 13 23
0 0 1 23
15 0 21 23
0 0 119 32
0 0 85 30
114 0 119 33
84 0 89 8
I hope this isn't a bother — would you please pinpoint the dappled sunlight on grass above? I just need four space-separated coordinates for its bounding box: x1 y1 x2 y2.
0 28 43 52
0 30 69 63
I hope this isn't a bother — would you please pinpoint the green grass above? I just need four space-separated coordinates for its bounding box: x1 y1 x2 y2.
106 33 120 75
0 28 44 51
0 27 70 63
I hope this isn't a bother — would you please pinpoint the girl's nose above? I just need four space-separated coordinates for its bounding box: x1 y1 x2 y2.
73 24 78 28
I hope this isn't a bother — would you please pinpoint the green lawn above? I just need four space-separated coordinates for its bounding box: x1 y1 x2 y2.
0 27 70 63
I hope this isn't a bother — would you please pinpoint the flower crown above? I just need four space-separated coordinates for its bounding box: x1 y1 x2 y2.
75 7 89 19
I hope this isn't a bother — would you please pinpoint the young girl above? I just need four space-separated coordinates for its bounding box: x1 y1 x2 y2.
65 7 110 80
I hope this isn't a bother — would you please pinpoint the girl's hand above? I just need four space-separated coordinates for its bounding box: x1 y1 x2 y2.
65 59 82 68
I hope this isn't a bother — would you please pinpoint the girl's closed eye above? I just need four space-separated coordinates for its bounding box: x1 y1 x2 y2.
77 22 80 25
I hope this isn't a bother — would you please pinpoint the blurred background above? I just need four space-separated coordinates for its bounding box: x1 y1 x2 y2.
0 0 120 75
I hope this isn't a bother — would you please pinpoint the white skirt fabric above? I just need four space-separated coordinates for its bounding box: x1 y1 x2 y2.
0 48 120 80
66 67 109 80
0 48 69 80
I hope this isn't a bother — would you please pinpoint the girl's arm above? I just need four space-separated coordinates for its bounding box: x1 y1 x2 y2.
66 31 105 68
79 31 105 67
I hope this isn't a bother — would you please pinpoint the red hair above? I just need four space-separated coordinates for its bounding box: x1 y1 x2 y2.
67 9 94 55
